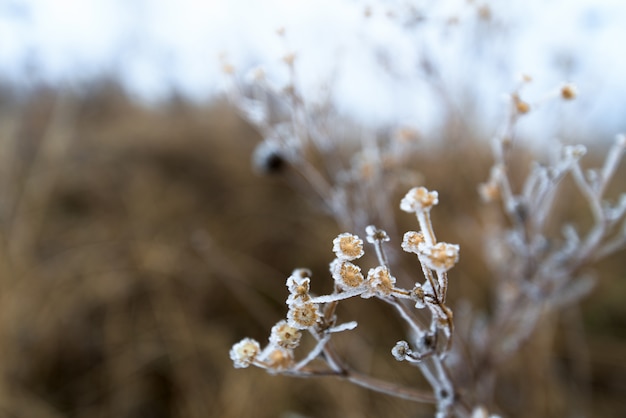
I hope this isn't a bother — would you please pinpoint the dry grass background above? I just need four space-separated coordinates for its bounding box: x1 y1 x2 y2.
0 81 624 417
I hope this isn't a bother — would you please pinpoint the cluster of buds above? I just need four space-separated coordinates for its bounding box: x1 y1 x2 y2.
231 186 460 376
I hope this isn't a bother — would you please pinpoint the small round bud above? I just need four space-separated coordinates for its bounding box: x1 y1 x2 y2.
230 338 261 368
283 52 296 66
269 320 302 349
412 283 426 309
391 340 411 361
420 242 460 272
264 347 294 371
365 266 396 297
365 225 390 244
330 259 365 290
561 84 577 100
332 233 365 260
287 301 321 329
401 231 425 254
512 94 530 114
400 187 439 213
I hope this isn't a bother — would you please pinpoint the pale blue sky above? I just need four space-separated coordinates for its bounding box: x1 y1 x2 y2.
1 0 625 138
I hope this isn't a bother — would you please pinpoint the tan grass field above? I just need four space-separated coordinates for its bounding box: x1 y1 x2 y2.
0 82 624 417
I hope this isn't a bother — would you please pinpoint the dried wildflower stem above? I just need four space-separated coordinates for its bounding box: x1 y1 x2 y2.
319 343 437 403
598 134 626 196
570 162 604 223
387 296 427 335
437 271 449 303
416 211 436 246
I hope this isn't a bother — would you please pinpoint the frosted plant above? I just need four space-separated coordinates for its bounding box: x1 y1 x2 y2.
231 187 469 416
224 4 626 418
220 33 423 235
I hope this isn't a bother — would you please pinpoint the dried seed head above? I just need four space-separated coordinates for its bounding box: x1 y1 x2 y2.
412 283 426 309
512 93 530 114
221 61 235 74
265 347 294 371
332 233 365 260
401 231 425 253
561 84 577 100
230 338 261 368
269 320 302 349
478 180 500 202
477 4 491 20
391 340 411 361
400 187 439 213
394 127 420 143
564 144 587 159
420 242 460 272
365 266 396 297
365 225 390 244
283 52 296 66
520 73 533 83
330 259 365 290
286 269 312 304
287 301 321 329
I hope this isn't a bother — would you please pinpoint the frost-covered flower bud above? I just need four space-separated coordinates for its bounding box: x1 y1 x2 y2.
563 144 587 160
269 320 302 349
401 231 425 254
230 338 261 368
512 93 530 114
365 225 390 244
287 300 321 329
264 347 294 371
420 242 460 272
412 283 426 309
332 233 365 261
560 83 577 100
330 259 365 290
286 268 312 303
364 266 396 297
391 340 411 361
400 187 439 213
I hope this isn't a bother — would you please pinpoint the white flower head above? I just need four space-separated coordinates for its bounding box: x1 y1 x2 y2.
230 338 261 368
332 233 364 260
400 187 439 213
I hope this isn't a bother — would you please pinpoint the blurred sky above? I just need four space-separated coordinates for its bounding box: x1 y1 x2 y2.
1 0 625 138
